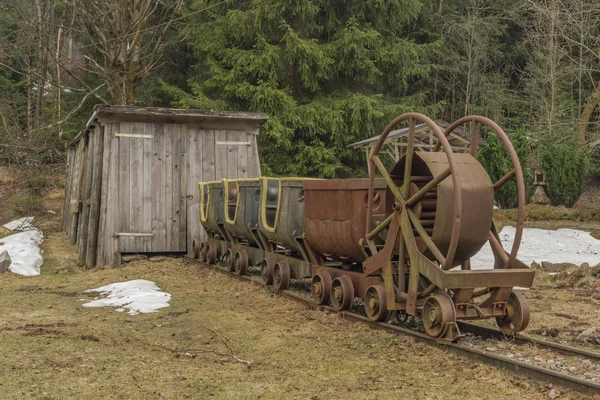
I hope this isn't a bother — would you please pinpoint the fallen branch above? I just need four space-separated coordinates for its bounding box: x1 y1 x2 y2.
152 324 254 368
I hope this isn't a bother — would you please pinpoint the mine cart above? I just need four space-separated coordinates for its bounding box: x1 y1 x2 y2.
306 113 535 341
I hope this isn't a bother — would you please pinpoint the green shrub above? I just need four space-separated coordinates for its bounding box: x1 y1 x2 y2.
477 129 531 208
24 173 48 196
10 195 44 217
540 140 588 207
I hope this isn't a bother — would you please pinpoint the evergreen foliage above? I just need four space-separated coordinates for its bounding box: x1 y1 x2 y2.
477 129 530 208
540 141 588 207
170 0 441 177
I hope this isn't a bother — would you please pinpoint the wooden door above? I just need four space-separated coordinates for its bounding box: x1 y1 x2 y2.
116 122 187 254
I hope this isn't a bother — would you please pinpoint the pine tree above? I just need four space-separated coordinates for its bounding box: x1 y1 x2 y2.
166 0 441 177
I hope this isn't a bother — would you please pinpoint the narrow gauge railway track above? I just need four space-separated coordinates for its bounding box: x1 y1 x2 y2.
185 256 600 396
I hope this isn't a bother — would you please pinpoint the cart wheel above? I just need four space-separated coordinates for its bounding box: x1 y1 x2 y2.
364 284 390 322
273 261 290 290
260 259 274 285
496 291 530 335
311 271 333 305
234 249 249 275
206 242 217 265
192 239 202 259
225 249 235 271
422 292 456 338
331 275 354 311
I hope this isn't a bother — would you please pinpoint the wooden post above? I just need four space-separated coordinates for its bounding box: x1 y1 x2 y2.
77 132 95 264
96 123 113 267
85 126 104 268
62 147 75 232
68 140 85 244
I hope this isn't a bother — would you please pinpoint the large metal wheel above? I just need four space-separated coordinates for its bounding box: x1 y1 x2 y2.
440 116 526 268
192 239 202 259
234 249 248 275
260 259 274 285
273 261 291 290
225 249 235 271
496 291 530 335
206 242 218 265
311 271 333 305
364 284 389 322
331 275 354 311
422 292 456 338
366 113 462 270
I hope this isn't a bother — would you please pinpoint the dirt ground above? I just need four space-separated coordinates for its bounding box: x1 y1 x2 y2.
0 166 599 399
0 234 566 400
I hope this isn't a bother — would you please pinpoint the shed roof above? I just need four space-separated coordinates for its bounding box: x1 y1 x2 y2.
68 106 268 147
347 120 482 149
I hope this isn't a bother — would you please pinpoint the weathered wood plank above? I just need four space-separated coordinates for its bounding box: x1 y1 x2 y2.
77 134 94 263
151 123 167 252
171 123 184 251
237 131 248 178
179 124 189 251
68 140 85 244
142 122 153 252
62 147 74 231
117 122 131 252
105 126 121 267
164 124 174 251
215 129 227 180
129 122 144 252
247 131 260 177
186 125 204 256
85 125 104 268
226 130 239 179
96 123 113 267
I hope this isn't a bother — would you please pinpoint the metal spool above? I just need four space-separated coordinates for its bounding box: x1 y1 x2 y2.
363 112 533 338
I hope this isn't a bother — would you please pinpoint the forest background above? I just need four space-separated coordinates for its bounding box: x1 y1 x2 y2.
1 0 599 208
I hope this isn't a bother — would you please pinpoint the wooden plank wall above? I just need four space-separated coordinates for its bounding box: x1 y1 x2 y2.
65 118 262 267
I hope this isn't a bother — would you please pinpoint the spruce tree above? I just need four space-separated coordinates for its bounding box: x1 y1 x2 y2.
166 0 441 177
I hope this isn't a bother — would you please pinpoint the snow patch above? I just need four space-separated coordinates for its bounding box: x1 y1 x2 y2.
0 217 43 276
3 216 35 231
82 279 171 315
471 226 600 269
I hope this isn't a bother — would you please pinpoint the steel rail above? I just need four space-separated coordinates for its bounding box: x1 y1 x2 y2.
184 256 600 396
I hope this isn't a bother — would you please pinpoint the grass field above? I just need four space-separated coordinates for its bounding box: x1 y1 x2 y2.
0 220 570 399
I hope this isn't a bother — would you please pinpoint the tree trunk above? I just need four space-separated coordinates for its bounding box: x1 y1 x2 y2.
579 81 600 143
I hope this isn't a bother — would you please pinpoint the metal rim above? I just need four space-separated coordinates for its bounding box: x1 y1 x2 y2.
234 249 248 275
496 291 530 335
422 292 456 338
366 112 462 270
330 275 354 311
441 116 525 267
311 271 332 305
206 242 217 265
364 284 389 322
273 261 290 290
260 259 273 285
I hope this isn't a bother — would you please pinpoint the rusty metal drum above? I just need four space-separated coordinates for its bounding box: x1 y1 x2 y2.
303 178 396 262
391 151 494 264
258 177 310 254
222 178 261 243
199 181 226 237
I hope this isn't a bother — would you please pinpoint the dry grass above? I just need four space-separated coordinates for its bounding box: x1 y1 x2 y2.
0 224 569 399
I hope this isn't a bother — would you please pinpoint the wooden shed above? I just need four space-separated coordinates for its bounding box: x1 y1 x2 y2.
62 106 267 268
